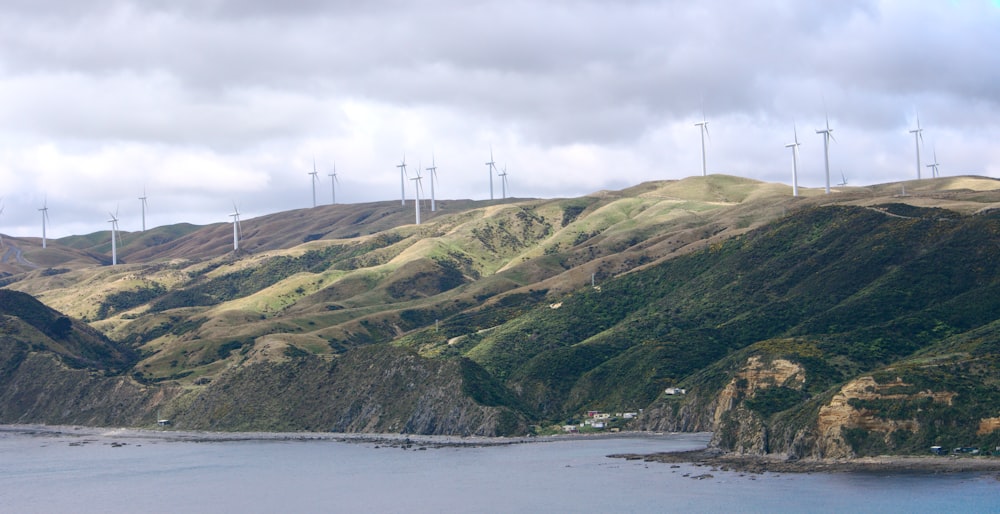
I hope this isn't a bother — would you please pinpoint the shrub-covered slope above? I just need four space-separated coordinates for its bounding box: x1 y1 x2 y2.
2 176 1000 451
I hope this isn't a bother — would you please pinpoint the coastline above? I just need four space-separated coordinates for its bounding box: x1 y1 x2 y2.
608 448 1000 475
0 424 693 449
10 423 996 474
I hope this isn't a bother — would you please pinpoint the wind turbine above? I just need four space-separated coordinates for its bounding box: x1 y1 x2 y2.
229 203 242 251
695 114 710 176
486 147 497 200
396 156 408 205
410 168 423 225
838 170 848 186
926 148 941 178
816 114 835 194
328 163 339 204
108 208 122 266
39 199 49 249
909 117 924 180
309 159 320 207
499 165 509 199
138 188 148 232
426 156 438 212
785 125 802 197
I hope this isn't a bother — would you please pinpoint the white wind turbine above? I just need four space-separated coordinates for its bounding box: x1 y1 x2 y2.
926 148 941 178
39 199 49 249
309 160 320 207
396 156 408 205
411 167 424 225
499 165 509 199
138 188 149 232
785 125 802 197
695 114 710 176
426 156 439 212
108 208 122 266
816 114 835 194
229 203 242 251
328 163 339 204
909 117 924 180
486 147 497 200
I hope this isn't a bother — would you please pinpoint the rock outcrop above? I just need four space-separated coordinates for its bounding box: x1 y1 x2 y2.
814 376 956 458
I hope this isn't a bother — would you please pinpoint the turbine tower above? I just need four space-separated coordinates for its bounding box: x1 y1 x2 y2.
499 165 509 199
411 168 423 225
229 203 242 251
328 163 339 204
138 188 148 232
39 199 49 249
909 117 924 180
486 147 497 200
108 208 122 266
926 148 940 178
695 115 710 176
396 156 408 205
426 156 438 212
785 125 801 197
309 160 320 207
816 115 835 194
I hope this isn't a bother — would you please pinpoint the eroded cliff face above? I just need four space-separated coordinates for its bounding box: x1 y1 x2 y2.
0 333 526 436
813 376 956 458
168 345 527 436
637 389 716 433
978 417 1000 436
713 356 804 425
710 356 806 454
0 352 181 426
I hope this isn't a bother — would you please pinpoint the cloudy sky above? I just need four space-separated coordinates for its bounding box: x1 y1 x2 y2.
1 0 999 238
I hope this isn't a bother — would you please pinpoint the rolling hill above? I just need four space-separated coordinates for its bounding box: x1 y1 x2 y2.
2 175 1000 456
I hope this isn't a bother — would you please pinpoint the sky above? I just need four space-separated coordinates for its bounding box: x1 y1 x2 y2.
1 0 999 238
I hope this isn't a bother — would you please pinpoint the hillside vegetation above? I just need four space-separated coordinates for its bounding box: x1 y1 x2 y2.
2 175 1000 456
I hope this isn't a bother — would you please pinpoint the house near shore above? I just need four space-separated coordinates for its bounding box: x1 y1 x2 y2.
664 387 687 395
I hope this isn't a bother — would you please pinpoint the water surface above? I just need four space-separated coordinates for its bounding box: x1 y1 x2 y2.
1 429 997 513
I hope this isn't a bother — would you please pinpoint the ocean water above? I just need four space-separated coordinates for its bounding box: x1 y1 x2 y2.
1 429 998 513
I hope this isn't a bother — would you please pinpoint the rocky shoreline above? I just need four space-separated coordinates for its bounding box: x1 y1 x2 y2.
609 447 1000 475
10 424 999 474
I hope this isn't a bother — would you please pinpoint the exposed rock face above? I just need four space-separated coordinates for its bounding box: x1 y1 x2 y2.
710 356 806 454
814 376 956 458
638 390 716 433
173 345 526 436
713 356 805 426
977 417 1000 436
0 352 180 426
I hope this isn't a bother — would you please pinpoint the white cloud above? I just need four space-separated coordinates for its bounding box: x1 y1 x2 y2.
0 0 998 238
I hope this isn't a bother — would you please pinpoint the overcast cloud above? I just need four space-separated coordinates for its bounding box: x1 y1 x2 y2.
1 0 998 238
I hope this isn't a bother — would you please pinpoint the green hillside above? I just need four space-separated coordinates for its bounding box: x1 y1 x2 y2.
2 175 1000 457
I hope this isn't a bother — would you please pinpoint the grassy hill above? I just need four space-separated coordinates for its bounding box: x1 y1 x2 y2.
2 175 1000 455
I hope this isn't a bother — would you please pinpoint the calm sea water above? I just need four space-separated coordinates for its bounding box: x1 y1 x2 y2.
1 429 998 513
